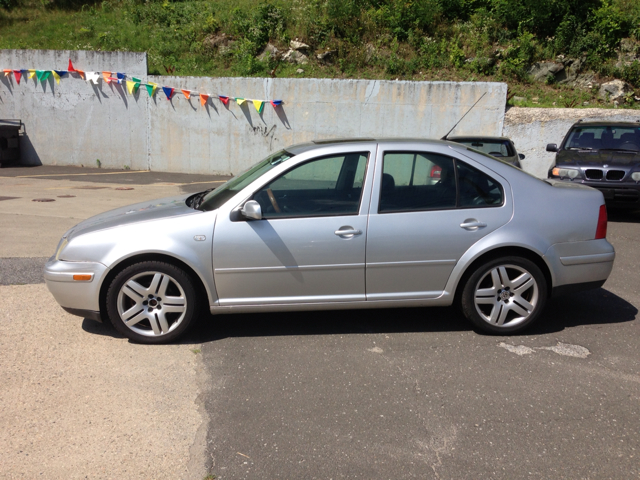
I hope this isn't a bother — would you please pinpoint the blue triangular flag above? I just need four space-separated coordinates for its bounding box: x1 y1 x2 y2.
162 86 174 100
54 70 68 77
117 72 125 80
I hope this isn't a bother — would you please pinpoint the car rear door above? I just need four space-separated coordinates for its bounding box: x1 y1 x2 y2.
365 142 513 300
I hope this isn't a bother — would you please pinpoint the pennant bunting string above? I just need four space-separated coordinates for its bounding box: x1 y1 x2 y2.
2 59 284 111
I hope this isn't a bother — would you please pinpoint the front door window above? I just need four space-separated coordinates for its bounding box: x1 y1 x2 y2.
253 152 368 218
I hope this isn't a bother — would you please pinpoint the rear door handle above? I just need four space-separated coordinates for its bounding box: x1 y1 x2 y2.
335 227 362 237
460 219 487 230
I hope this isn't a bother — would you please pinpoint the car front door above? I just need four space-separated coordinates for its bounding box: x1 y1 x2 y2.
213 147 374 306
365 144 513 300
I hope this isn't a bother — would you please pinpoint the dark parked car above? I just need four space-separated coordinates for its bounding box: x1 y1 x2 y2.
547 120 640 207
449 136 525 167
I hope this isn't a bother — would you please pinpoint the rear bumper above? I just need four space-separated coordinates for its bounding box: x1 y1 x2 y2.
544 239 615 295
44 258 107 313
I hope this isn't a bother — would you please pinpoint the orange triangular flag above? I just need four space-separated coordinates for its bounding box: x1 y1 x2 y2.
181 89 191 100
102 71 111 82
75 69 85 79
199 93 209 106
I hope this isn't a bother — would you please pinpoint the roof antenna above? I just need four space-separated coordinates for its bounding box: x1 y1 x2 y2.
441 92 487 140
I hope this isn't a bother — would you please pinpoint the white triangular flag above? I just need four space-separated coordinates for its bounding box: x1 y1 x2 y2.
85 71 100 84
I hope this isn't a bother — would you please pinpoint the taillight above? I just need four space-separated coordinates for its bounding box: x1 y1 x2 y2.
430 165 442 178
595 204 607 239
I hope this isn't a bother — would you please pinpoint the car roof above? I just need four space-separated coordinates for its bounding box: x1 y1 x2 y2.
285 138 458 155
570 121 640 128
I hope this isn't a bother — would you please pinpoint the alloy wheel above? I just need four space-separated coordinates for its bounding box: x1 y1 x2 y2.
116 271 188 337
473 264 539 328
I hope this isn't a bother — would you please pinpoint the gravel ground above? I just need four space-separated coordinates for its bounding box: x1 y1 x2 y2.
0 257 48 285
0 284 209 479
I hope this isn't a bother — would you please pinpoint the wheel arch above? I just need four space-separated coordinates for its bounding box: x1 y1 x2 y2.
98 253 212 316
453 246 553 305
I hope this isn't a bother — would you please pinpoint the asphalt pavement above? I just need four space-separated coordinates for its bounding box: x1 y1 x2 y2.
1 165 639 479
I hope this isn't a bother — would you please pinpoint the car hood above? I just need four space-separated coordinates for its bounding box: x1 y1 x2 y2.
557 149 640 167
65 194 199 240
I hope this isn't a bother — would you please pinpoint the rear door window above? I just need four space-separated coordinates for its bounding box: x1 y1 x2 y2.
379 151 503 212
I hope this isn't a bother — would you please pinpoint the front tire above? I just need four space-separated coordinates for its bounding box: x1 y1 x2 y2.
106 261 199 344
460 256 547 334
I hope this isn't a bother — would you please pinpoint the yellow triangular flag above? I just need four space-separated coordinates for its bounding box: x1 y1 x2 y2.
51 70 61 84
235 97 246 106
252 99 265 113
126 80 135 95
27 69 36 79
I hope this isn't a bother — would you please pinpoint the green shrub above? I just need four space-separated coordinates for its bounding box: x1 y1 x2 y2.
231 3 286 48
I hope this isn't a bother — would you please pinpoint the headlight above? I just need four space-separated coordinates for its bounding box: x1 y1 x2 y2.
55 237 68 260
551 167 580 180
632 172 640 183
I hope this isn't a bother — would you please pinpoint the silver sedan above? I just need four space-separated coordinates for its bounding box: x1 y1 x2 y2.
45 139 615 343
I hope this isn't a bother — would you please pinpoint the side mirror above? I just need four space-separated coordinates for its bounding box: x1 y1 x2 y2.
240 200 262 220
518 153 525 160
546 144 558 152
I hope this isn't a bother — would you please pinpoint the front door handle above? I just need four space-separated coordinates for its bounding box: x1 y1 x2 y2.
460 219 487 230
335 226 362 237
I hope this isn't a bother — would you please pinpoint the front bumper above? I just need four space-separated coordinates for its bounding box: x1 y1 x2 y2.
552 178 640 206
544 239 615 296
44 258 108 317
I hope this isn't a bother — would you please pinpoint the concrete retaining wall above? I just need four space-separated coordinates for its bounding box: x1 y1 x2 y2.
504 107 640 178
1 49 507 174
0 50 149 169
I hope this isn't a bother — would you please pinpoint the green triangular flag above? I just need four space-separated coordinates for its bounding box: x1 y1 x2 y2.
132 77 141 83
145 83 157 96
36 70 44 81
40 70 51 83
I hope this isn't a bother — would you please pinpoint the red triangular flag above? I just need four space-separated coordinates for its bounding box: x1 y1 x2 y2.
219 95 229 105
13 70 22 84
68 59 75 72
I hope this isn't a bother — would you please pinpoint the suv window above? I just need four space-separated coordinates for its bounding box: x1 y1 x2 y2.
565 126 640 152
253 152 368 218
379 151 503 213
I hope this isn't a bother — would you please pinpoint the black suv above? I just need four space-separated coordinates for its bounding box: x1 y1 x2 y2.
547 120 640 207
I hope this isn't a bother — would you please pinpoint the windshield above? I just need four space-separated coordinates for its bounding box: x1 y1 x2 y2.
564 125 640 152
455 139 514 157
199 150 294 211
464 147 544 181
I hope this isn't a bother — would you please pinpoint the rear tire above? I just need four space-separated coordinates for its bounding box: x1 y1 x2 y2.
460 256 547 334
105 261 199 344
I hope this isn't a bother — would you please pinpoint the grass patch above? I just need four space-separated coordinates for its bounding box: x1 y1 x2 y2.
1 0 639 108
